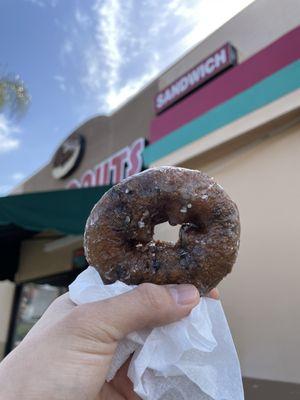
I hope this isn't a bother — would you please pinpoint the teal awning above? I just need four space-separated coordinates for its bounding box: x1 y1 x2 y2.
0 185 110 280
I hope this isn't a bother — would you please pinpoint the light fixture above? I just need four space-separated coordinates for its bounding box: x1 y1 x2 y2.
44 235 83 252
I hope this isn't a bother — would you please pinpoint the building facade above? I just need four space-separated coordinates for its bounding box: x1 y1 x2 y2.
1 0 300 397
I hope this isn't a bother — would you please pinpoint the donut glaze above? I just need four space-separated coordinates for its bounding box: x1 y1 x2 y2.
84 167 240 295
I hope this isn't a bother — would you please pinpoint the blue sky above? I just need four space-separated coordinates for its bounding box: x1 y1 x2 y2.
0 0 253 195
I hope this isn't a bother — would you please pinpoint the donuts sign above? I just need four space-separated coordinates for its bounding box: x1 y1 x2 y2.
66 138 145 189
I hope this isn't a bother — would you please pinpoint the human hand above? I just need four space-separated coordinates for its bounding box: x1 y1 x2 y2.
0 283 219 400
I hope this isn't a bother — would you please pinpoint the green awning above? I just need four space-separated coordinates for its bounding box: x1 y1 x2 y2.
0 185 110 280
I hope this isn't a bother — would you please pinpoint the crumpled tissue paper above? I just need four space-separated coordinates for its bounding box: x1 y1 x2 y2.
69 266 244 400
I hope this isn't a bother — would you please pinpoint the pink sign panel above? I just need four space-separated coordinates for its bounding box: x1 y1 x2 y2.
150 26 300 144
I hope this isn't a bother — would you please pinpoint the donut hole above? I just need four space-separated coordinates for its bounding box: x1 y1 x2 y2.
153 222 181 244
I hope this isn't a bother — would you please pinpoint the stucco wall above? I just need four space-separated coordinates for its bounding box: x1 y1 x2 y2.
16 237 83 282
213 123 300 383
155 121 300 383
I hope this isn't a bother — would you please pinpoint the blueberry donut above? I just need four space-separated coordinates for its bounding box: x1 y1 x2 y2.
84 167 240 295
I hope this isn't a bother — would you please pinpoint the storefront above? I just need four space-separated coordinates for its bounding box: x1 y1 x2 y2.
1 0 300 397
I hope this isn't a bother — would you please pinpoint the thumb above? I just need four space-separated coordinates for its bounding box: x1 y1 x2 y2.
79 283 200 342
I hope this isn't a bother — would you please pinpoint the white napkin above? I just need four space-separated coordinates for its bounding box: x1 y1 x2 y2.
69 267 244 400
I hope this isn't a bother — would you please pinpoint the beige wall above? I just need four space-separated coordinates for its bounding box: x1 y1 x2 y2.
214 123 300 383
0 281 15 359
155 121 300 383
16 236 83 283
159 0 300 89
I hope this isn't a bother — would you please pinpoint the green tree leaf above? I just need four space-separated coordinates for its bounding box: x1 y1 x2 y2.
0 74 30 118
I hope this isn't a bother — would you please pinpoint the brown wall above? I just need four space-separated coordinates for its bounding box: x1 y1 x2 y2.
16 81 157 194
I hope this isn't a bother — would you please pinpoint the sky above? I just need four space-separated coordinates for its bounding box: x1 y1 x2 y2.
0 0 254 195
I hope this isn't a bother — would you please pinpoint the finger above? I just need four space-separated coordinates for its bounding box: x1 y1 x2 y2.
207 288 220 300
111 357 140 399
99 382 126 400
78 283 200 342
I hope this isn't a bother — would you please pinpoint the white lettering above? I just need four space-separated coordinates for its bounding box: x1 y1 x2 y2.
199 63 206 79
155 44 234 112
81 170 95 187
179 76 189 92
214 48 227 68
164 88 172 104
170 81 182 99
187 67 201 86
66 179 81 189
156 93 164 109
126 138 145 177
205 57 215 74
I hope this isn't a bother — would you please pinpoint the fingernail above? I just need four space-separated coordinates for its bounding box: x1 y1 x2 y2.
169 284 199 306
207 288 220 300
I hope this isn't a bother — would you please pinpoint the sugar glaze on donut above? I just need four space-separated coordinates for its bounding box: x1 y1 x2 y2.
84 167 240 295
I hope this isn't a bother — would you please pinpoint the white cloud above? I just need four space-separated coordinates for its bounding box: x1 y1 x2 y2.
80 0 128 109
0 114 21 153
25 0 45 7
61 39 73 58
78 0 161 112
63 0 255 114
12 172 25 181
54 75 64 82
54 75 66 92
75 8 90 28
94 0 123 88
105 64 159 111
168 0 255 51
60 39 74 66
25 0 58 7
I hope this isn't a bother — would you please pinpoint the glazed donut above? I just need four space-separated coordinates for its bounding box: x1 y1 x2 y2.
84 167 240 295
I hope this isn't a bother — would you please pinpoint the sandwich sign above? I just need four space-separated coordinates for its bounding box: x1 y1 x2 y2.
155 43 237 114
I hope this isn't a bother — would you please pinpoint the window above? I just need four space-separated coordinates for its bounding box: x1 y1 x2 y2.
10 283 67 348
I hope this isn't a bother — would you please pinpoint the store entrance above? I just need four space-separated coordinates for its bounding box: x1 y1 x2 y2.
5 269 81 355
